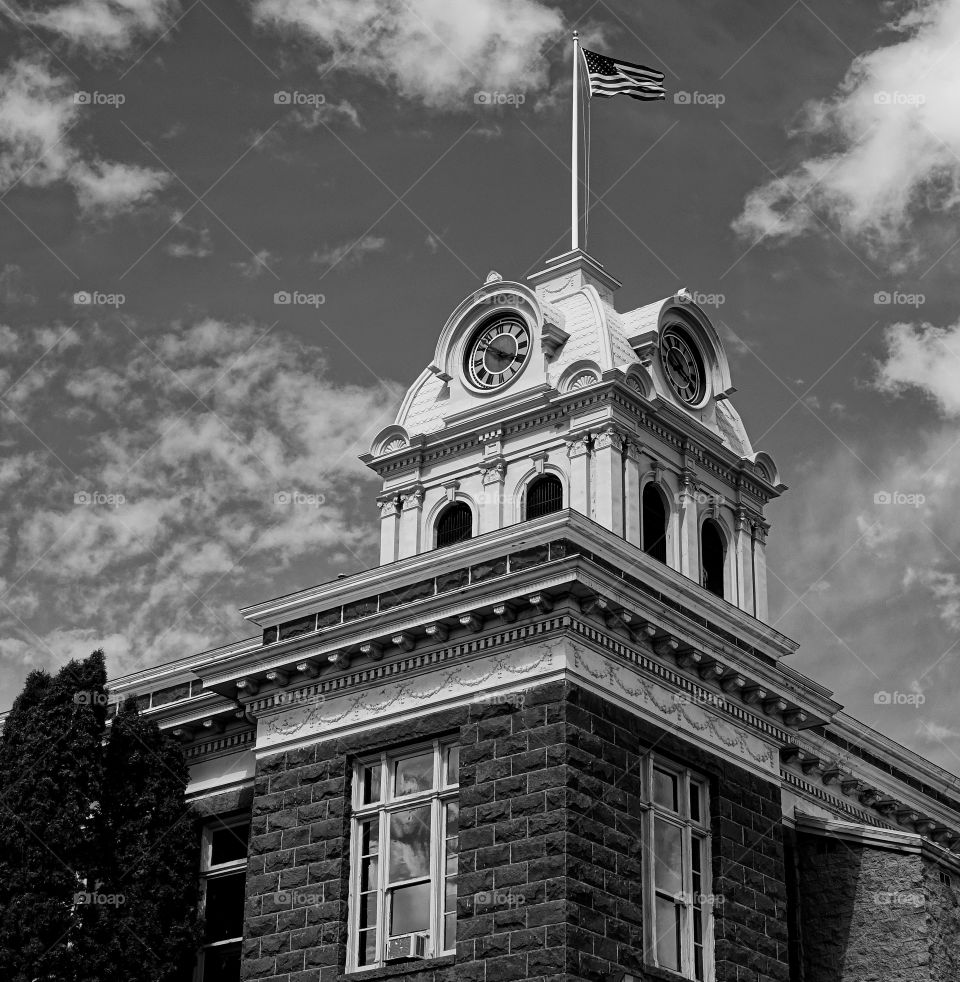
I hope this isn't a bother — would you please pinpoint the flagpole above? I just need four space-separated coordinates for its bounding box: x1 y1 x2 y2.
571 30 580 252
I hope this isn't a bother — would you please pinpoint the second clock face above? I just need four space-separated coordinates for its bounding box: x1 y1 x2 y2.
660 328 706 405
465 316 531 390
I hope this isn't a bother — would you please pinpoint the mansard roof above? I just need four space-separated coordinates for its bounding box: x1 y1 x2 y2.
384 251 765 470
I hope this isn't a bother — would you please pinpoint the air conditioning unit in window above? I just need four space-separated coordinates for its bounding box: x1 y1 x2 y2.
385 932 429 961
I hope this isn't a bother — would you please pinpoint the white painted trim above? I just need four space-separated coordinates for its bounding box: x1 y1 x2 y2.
254 634 780 780
794 812 923 852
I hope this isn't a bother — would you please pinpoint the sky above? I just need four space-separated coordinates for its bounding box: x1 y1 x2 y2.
1 0 960 773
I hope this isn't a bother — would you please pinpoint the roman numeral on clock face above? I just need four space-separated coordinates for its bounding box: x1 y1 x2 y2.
465 316 531 389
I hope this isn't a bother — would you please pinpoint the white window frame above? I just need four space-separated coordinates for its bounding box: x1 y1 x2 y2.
195 815 249 982
347 739 459 972
642 755 714 981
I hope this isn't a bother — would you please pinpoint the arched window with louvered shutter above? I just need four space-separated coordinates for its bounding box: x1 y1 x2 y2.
435 502 473 548
701 519 726 598
642 483 668 564
525 475 563 520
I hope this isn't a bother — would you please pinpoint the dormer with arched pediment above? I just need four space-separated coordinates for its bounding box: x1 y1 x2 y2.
362 249 786 621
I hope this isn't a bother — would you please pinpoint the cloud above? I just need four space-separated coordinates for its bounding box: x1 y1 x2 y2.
0 318 399 705
0 265 36 305
252 0 564 110
733 0 960 266
0 57 169 216
291 99 363 130
0 57 77 189
916 720 960 744
164 218 213 258
232 249 278 278
904 567 960 629
312 233 386 271
766 314 960 768
71 159 169 216
471 123 503 140
872 318 960 416
15 0 182 55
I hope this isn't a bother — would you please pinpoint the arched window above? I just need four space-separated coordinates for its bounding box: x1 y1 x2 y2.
701 519 725 598
525 474 563 520
436 502 473 548
642 484 668 563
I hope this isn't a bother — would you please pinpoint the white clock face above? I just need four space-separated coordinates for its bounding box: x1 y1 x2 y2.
465 316 531 390
660 328 706 405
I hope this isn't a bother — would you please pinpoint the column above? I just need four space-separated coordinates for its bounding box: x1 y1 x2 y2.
734 507 755 615
377 496 401 565
624 441 643 547
397 486 424 559
565 432 592 519
592 426 625 535
479 460 506 533
752 520 770 621
678 469 699 582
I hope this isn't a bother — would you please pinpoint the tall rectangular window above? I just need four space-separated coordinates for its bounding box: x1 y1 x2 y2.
348 740 459 970
197 816 249 982
643 756 713 981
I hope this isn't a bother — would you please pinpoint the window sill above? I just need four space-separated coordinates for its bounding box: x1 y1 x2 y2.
640 964 699 982
341 954 455 982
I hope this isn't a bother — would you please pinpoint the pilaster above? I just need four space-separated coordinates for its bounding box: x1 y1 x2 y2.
565 432 592 518
678 468 699 582
624 440 643 548
734 507 756 616
592 426 626 535
752 520 770 621
377 495 401 565
397 486 424 559
479 459 507 533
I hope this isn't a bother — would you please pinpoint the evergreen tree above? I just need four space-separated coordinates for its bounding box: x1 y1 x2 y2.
0 651 202 981
92 696 202 981
0 650 107 982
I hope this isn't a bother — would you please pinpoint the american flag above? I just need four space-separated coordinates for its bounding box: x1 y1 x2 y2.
581 47 666 101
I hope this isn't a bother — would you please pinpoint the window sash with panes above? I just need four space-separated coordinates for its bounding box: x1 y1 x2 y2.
196 816 250 982
643 757 713 981
349 741 459 970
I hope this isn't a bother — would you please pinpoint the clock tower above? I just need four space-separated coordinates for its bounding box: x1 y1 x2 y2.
365 248 784 621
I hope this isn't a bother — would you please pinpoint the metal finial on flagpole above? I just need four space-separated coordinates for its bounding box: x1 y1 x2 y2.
571 30 580 253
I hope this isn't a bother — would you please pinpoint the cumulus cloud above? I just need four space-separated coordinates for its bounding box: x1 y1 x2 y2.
14 0 182 54
252 0 564 110
0 319 399 705
312 233 386 271
0 57 169 216
71 158 170 216
904 567 960 629
733 0 960 265
164 218 213 258
767 314 960 767
873 319 960 415
232 249 279 278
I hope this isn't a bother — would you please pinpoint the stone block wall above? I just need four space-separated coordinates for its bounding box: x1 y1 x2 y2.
796 834 927 981
925 857 960 981
239 680 789 982
796 833 960 982
561 686 789 982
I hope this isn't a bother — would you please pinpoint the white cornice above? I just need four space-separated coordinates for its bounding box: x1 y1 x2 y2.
364 376 780 503
253 629 779 781
795 811 923 852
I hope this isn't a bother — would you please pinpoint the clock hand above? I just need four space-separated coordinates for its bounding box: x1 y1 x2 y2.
667 349 691 384
486 341 514 364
